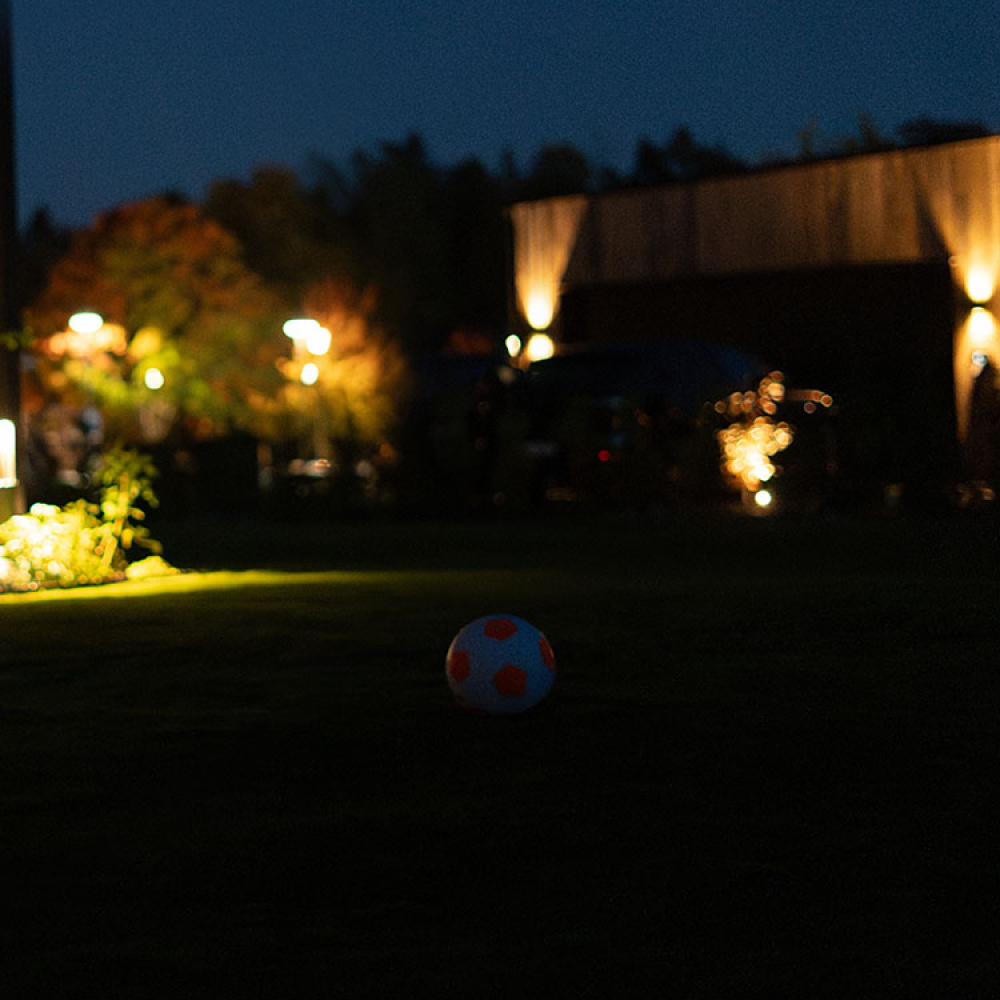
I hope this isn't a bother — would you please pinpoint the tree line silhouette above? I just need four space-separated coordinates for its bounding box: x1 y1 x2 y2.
19 115 991 362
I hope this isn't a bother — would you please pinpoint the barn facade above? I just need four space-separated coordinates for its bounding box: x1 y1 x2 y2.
510 137 1000 495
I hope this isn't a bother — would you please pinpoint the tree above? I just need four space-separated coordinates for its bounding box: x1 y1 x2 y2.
826 113 894 156
23 196 288 442
516 142 594 200
19 207 71 310
311 138 513 357
441 157 509 338
204 167 353 303
267 276 410 462
896 116 991 148
338 133 456 355
629 126 746 186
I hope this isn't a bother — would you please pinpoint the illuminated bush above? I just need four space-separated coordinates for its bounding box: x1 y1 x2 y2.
0 446 167 592
713 372 835 508
0 503 109 589
717 416 795 491
714 373 794 496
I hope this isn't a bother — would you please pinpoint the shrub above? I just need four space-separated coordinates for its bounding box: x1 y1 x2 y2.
0 446 167 592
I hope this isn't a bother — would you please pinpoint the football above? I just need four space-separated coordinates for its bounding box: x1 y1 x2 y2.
446 614 556 715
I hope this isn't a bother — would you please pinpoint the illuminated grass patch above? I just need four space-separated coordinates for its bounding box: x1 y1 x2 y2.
0 568 358 602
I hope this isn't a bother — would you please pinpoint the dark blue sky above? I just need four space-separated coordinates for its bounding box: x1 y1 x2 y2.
12 0 999 228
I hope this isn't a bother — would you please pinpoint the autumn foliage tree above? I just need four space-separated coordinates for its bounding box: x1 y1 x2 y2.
24 194 413 491
266 276 410 463
24 196 290 442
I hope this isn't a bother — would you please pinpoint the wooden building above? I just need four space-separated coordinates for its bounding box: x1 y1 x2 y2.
510 136 1000 493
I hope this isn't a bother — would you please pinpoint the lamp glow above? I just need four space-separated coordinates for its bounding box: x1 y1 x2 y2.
300 362 320 386
305 325 331 356
0 419 15 487
525 292 555 331
524 333 555 362
968 307 997 346
283 318 321 340
68 312 104 335
754 489 773 508
144 367 165 390
505 334 522 357
966 269 996 305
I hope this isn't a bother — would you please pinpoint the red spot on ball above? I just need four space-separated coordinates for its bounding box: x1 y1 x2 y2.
539 636 555 671
483 618 518 641
447 649 471 684
494 664 527 697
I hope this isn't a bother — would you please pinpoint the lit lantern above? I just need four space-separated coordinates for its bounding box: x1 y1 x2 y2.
68 311 104 335
305 325 331 357
283 318 321 340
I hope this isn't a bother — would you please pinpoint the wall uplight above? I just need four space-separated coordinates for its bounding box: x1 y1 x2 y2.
968 306 998 347
0 419 16 488
525 291 555 332
524 333 555 363
966 268 996 305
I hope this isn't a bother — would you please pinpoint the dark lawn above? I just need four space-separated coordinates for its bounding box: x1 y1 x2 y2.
3 513 1000 997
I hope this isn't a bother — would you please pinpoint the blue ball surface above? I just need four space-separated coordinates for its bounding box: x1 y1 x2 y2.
446 614 556 714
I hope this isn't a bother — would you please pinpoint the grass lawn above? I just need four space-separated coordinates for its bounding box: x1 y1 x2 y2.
3 512 1000 996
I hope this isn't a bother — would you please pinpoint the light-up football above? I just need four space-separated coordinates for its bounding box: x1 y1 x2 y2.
446 614 556 715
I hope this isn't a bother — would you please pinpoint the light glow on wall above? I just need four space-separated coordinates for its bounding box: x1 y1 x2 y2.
510 195 588 335
968 306 997 346
525 291 555 332
954 305 999 440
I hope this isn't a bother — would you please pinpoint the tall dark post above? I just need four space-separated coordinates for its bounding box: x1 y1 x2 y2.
0 0 18 515
0 0 16 331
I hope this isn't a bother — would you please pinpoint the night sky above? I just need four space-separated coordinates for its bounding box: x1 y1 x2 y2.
12 0 1000 228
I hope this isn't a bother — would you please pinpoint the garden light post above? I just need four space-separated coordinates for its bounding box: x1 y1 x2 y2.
0 415 15 520
63 312 173 444
282 318 332 463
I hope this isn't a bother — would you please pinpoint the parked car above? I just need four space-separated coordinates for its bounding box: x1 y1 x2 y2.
523 338 765 506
